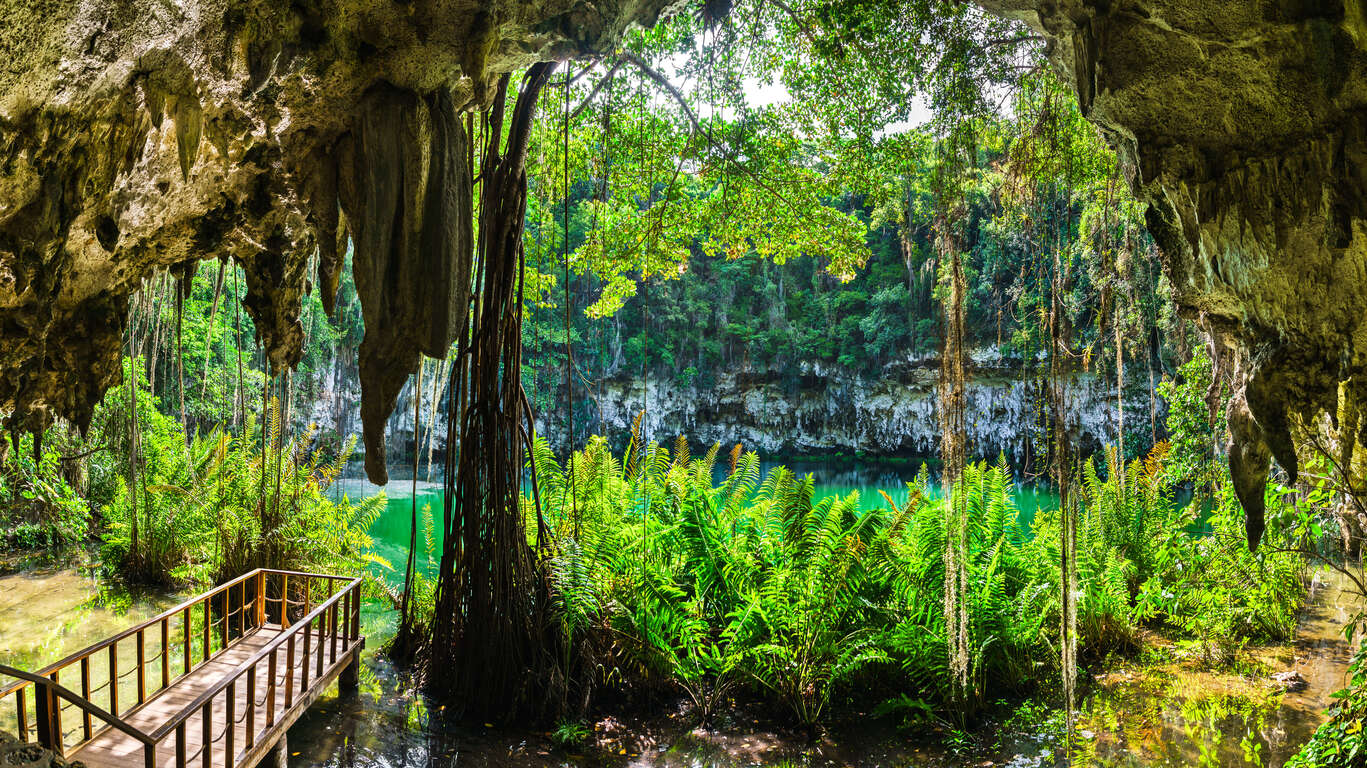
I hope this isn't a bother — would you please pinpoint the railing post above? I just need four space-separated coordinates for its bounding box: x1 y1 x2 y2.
144 741 157 768
183 606 193 675
47 673 61 756
17 686 27 741
80 657 92 741
329 602 338 665
239 579 247 638
342 589 353 645
284 636 296 708
202 600 211 661
136 628 146 704
353 582 362 641
301 621 312 691
34 678 61 757
160 616 170 689
227 680 236 762
315 613 325 679
257 571 267 628
266 648 277 728
33 681 48 748
246 664 257 750
221 590 230 650
281 573 290 628
176 720 187 768
201 699 212 768
109 643 119 715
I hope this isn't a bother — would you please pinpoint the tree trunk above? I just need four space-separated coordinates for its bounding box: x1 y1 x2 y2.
426 65 556 722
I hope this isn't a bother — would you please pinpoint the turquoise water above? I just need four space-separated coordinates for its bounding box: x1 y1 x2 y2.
330 458 1060 590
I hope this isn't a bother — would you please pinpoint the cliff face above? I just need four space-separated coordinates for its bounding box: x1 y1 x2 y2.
329 349 1156 468
562 360 1152 465
979 0 1367 544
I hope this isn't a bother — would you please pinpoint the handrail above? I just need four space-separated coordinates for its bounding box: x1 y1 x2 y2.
0 569 255 698
0 568 352 698
0 664 155 747
148 575 363 741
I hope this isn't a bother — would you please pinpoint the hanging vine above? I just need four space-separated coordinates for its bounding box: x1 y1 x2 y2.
426 63 558 721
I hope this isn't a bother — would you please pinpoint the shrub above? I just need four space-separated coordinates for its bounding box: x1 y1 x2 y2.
99 394 385 587
0 433 90 551
530 433 1306 730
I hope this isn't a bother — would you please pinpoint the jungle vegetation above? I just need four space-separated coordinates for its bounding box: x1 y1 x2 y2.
0 0 1362 765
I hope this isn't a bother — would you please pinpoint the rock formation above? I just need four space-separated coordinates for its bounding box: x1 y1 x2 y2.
0 0 680 477
0 731 82 767
980 0 1367 546
540 351 1153 468
7 0 1367 527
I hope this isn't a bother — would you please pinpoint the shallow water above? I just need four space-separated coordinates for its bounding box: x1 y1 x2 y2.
1075 568 1360 768
0 562 1355 767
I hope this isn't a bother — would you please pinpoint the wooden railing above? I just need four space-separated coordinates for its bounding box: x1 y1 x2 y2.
149 571 362 768
0 569 363 768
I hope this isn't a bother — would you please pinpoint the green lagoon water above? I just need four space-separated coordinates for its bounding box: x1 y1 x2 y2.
330 457 1059 590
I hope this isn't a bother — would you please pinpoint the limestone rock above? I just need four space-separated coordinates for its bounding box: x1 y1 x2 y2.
981 0 1367 544
0 0 682 478
0 731 84 767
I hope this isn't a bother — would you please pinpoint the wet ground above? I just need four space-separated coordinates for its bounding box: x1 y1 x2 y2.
1074 569 1360 768
0 560 1358 768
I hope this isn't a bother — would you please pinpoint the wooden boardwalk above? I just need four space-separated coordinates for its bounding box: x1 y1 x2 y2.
0 569 365 768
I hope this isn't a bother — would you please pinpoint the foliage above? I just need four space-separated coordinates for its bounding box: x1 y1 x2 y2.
96 362 386 586
0 432 90 551
516 8 1170 453
1287 630 1367 768
1157 350 1227 488
531 433 1307 730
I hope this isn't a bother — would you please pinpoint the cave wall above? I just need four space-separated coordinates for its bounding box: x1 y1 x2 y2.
0 0 681 469
980 0 1367 543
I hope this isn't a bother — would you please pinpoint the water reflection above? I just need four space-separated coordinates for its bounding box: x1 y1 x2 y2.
1079 569 1359 767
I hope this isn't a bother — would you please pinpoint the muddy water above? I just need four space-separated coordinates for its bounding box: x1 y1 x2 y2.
1076 568 1360 768
0 563 1356 767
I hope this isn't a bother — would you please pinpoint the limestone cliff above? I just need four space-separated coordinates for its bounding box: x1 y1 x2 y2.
328 348 1156 470
549 356 1154 466
0 731 81 767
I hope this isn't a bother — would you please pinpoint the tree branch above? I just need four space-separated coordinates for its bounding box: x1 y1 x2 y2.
619 51 799 210
569 61 624 122
983 35 1045 49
